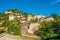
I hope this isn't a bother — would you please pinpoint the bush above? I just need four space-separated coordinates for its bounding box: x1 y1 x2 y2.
0 29 5 34
8 21 21 36
37 21 60 40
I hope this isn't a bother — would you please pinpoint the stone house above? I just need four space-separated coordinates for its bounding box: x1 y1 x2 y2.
9 14 15 21
5 11 21 21
27 14 33 21
16 14 21 18
5 11 15 21
21 22 40 38
21 22 30 35
34 15 41 20
20 17 26 23
27 23 40 34
40 17 54 22
33 14 46 21
44 17 54 21
5 11 12 14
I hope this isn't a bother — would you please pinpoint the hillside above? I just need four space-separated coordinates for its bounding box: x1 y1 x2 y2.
0 9 60 40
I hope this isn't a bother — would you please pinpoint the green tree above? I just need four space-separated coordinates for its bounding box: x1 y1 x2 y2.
51 14 58 20
37 21 59 40
0 29 5 34
8 20 21 36
30 18 38 23
51 14 60 24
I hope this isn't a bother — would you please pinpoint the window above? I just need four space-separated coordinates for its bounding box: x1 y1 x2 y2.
28 26 29 29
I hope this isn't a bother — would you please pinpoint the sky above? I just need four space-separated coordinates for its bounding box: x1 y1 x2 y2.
0 0 60 16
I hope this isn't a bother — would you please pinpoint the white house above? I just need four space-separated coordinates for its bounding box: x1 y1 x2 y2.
9 15 15 21
5 11 12 14
45 17 54 21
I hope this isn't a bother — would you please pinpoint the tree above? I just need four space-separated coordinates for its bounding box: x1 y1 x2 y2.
0 29 5 34
8 20 21 35
51 14 58 20
37 21 59 40
30 18 38 23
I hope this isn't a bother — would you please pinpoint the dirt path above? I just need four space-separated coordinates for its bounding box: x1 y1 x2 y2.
0 34 23 40
0 34 39 40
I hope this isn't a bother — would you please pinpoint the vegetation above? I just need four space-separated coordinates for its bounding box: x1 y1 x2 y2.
37 14 60 40
0 9 21 35
8 20 21 36
30 18 38 23
0 9 60 40
19 36 39 40
0 29 5 34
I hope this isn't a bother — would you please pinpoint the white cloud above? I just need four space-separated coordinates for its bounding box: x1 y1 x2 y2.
58 0 60 1
51 0 60 5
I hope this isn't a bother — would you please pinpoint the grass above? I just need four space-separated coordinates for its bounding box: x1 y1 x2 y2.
21 36 40 40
